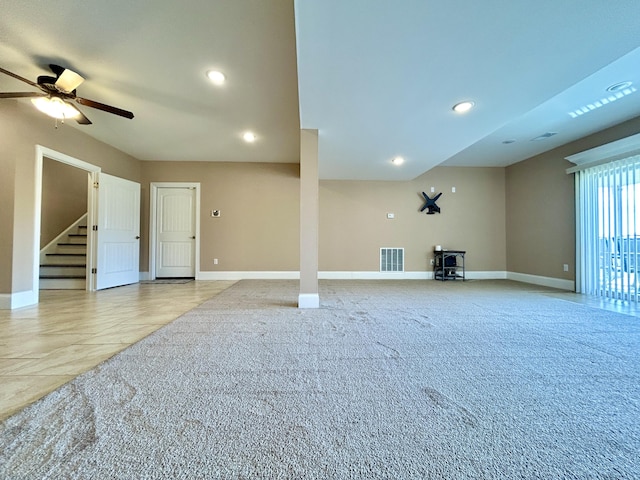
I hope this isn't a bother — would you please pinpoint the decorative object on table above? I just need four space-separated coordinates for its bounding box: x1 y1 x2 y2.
420 192 442 214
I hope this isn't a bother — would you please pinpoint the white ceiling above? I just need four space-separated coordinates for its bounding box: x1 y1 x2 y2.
2 1 640 181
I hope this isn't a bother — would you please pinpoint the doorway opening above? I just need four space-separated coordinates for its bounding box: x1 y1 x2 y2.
33 146 141 301
39 157 90 290
34 146 100 298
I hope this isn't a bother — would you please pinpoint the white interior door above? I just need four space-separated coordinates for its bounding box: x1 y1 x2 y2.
96 173 141 290
156 187 196 278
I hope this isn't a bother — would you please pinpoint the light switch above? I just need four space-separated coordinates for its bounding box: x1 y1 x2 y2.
452 187 456 193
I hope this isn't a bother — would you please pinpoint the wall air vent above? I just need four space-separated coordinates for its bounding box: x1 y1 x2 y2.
380 248 404 272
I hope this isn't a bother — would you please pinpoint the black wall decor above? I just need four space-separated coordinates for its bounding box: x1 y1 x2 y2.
420 192 442 214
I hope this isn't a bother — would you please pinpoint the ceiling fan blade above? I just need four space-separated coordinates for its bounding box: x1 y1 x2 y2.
73 104 92 125
0 92 47 98
0 66 41 89
55 68 84 93
75 96 134 119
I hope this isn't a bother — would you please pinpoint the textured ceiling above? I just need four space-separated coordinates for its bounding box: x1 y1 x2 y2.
1 1 640 180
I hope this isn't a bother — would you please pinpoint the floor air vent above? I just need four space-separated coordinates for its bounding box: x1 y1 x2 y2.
380 248 404 272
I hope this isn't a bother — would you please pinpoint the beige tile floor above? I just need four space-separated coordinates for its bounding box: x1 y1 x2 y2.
549 290 640 318
0 280 236 421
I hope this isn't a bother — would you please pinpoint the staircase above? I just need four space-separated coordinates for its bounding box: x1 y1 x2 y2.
39 215 88 290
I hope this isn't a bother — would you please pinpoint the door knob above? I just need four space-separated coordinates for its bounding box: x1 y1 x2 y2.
191 236 196 239
135 236 140 239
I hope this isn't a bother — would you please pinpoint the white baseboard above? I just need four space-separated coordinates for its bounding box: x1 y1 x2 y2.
0 290 38 310
139 272 151 281
319 271 429 280
298 293 320 308
318 271 508 280
197 271 300 280
507 272 575 291
182 270 572 291
468 271 508 280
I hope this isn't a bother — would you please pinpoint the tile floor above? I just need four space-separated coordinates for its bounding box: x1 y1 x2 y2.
0 280 236 421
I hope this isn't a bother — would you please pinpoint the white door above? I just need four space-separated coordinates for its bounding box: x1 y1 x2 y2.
95 173 141 290
156 187 196 278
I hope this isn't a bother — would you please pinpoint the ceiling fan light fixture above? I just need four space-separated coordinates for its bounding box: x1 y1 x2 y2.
452 101 475 113
206 70 226 85
243 131 257 143
31 96 80 119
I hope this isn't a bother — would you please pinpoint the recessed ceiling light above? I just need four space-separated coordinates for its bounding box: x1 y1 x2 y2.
206 70 226 85
452 101 475 113
391 156 404 165
243 131 257 143
607 81 633 92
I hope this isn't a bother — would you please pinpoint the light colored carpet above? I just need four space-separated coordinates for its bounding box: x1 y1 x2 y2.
1 280 639 479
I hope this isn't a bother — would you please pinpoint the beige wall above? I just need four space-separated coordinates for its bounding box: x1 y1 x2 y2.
505 151 575 280
505 115 640 281
0 104 17 292
0 100 141 294
40 158 88 248
320 167 507 273
140 161 300 273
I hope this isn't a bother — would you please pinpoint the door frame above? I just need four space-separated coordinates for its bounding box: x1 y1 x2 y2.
149 182 201 280
34 145 101 299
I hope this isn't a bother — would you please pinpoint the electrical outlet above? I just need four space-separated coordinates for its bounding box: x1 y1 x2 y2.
563 264 569 272
214 258 219 265
430 259 434 265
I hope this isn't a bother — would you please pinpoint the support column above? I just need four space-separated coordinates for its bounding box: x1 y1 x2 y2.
299 129 319 308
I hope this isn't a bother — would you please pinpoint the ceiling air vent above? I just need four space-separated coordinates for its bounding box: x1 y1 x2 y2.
380 248 404 273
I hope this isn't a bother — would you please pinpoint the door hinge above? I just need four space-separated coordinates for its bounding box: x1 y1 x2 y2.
92 225 98 231
91 268 97 274
93 182 99 188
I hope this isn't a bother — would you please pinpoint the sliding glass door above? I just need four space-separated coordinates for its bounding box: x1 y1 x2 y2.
576 155 640 302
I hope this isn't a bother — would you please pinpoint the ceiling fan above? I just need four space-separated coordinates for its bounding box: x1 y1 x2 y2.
0 64 134 125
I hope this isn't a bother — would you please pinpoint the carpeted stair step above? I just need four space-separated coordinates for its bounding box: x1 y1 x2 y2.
67 234 88 243
44 253 87 266
39 277 86 290
40 264 87 277
55 243 87 254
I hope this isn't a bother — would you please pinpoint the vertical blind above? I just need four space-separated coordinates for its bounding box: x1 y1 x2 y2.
576 154 640 302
